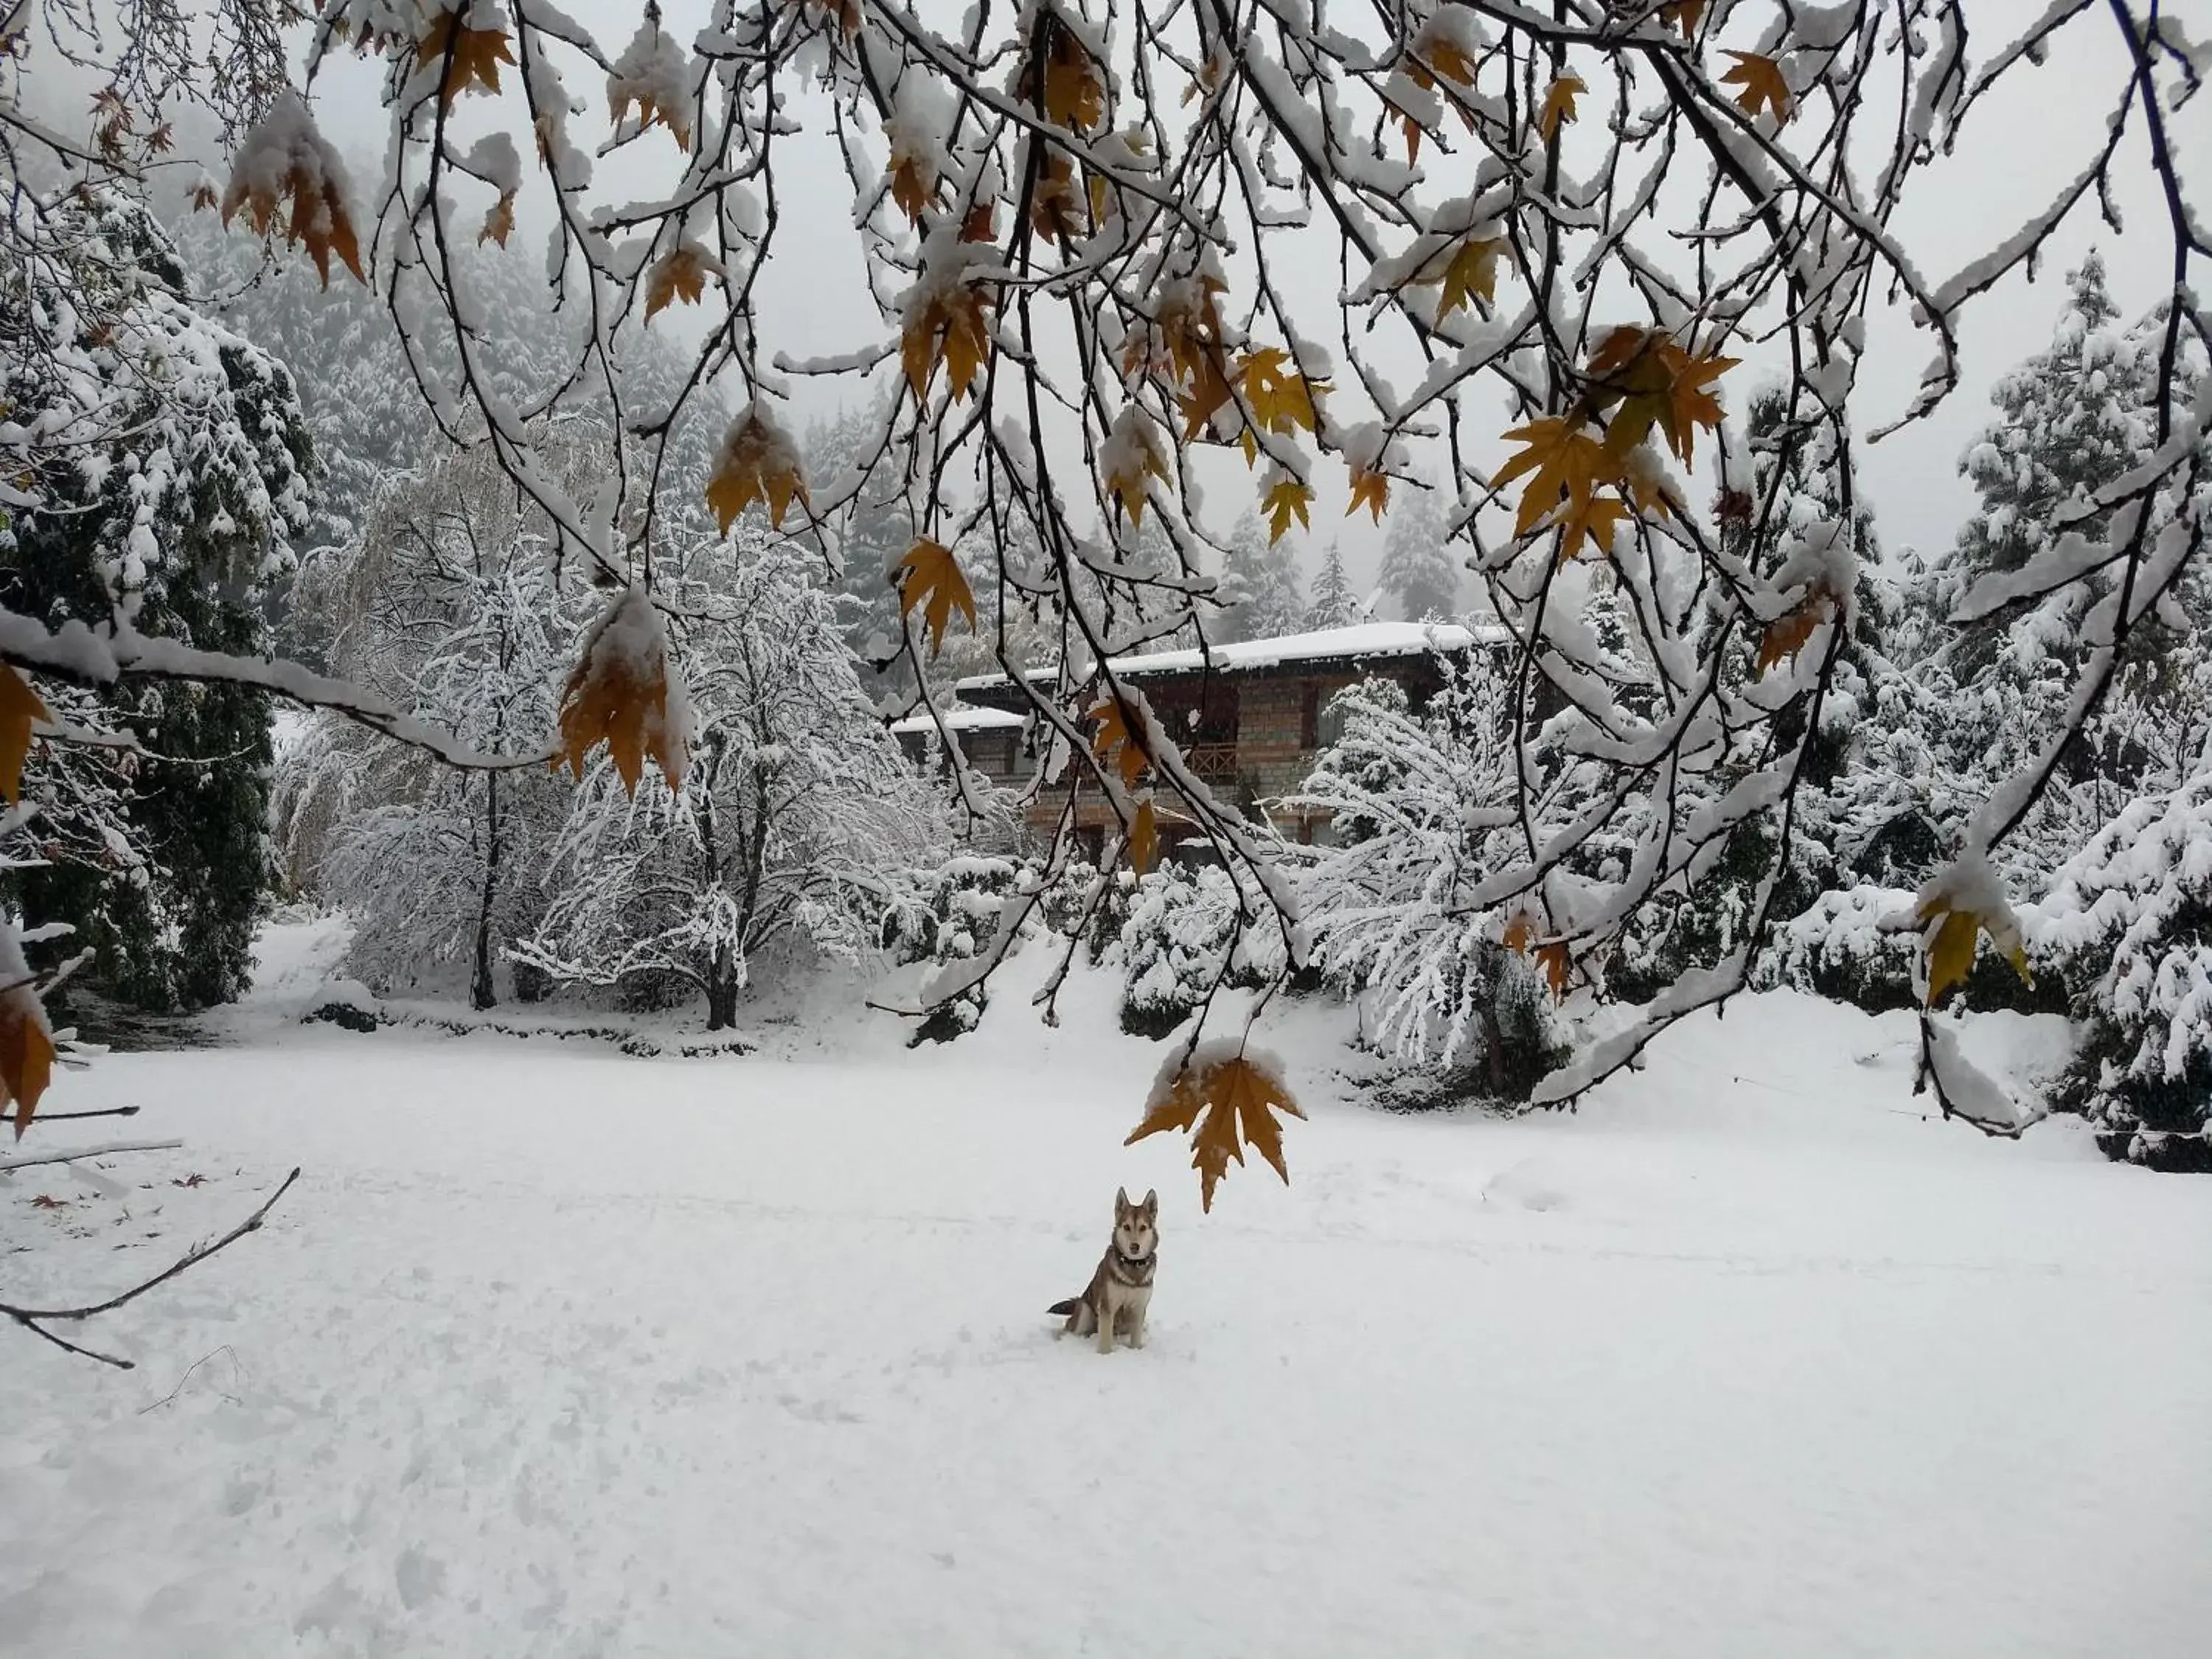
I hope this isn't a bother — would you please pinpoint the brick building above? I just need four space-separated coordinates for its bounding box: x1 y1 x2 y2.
893 621 1503 860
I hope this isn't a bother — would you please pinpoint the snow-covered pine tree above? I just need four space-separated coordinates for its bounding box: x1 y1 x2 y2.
2035 745 2212 1171
1 189 310 1012
1215 510 1307 643
1304 540 1363 631
1375 488 1461 622
514 532 948 1029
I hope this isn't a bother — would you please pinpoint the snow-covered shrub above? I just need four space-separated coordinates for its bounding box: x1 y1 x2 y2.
1290 671 1566 1099
2034 765 2212 1169
1117 862 1284 1039
1751 886 1920 1011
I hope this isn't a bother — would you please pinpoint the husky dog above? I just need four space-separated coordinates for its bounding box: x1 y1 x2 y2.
1049 1188 1158 1353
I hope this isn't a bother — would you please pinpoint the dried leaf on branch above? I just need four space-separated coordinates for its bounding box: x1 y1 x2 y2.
554 588 692 795
1538 73 1585 139
414 8 516 111
1127 1048 1306 1213
0 925 56 1139
1262 476 1314 545
645 244 720 320
706 406 809 531
1089 698 1150 792
220 91 364 288
1720 52 1792 125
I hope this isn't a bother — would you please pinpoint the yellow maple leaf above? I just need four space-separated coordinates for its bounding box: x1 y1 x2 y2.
1127 799 1160 875
414 10 515 111
1237 347 1325 437
1500 911 1537 954
1126 1052 1306 1213
1088 698 1150 793
1415 31 1478 89
894 539 978 658
1346 465 1390 524
1553 490 1630 561
1489 417 1623 540
1 987 55 1141
1913 893 2031 1008
0 664 50 806
645 244 717 321
705 410 810 532
221 108 365 288
1039 27 1105 131
478 190 516 248
901 285 994 404
1262 476 1313 545
554 591 686 796
1720 51 1792 124
1538 73 1585 140
1427 236 1503 319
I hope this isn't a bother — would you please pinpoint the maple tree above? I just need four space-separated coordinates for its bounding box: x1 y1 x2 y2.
0 0 2202 1204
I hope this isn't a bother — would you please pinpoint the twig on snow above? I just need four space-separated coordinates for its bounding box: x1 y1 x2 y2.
1 1166 302 1369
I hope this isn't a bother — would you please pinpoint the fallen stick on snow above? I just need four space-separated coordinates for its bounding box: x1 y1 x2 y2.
23 1105 142 1124
0 1138 184 1174
1 1166 302 1368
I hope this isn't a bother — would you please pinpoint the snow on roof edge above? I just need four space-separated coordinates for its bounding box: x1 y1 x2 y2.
953 619 1504 694
888 706 1028 734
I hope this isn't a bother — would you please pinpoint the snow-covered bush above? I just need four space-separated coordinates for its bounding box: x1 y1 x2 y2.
1290 671 1565 1098
1117 862 1285 1039
2034 764 2212 1169
1751 886 1920 1011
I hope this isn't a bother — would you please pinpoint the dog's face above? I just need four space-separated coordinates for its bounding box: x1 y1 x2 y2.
1113 1187 1159 1259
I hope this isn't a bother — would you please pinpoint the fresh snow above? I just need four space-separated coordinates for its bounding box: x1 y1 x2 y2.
886 706 1026 734
1 919 2207 1658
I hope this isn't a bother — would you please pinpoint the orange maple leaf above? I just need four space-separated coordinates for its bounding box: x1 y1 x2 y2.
894 539 978 658
221 107 365 288
1022 22 1105 131
478 190 516 248
0 664 50 806
1720 51 1792 124
555 590 688 796
1660 0 1706 37
889 152 935 223
645 244 718 321
1416 235 1503 320
414 10 515 111
1755 588 1834 676
1126 1052 1306 1213
1535 942 1573 1002
705 409 810 532
1583 327 1738 468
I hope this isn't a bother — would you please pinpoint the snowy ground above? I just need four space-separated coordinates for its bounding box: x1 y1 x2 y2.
2 923 2208 1658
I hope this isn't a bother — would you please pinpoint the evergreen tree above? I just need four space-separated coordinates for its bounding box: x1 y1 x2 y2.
1216 512 1306 642
1 191 310 1012
1376 490 1460 621
1304 540 1363 630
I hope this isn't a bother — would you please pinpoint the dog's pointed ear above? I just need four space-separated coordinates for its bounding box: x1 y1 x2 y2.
1141 1189 1158 1217
1115 1186 1130 1214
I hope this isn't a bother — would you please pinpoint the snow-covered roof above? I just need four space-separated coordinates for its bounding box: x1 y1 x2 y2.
888 706 1028 736
955 619 1503 694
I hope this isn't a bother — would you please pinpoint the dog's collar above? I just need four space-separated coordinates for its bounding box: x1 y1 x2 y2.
1111 1245 1155 1275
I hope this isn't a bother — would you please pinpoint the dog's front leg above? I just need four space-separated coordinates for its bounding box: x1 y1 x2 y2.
1096 1300 1117 1353
1129 1301 1147 1349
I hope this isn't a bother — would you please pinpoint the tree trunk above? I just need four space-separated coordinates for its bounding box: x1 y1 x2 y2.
704 945 740 1031
470 769 501 1011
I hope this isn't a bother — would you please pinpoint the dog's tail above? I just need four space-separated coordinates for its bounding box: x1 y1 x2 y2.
1046 1296 1080 1318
